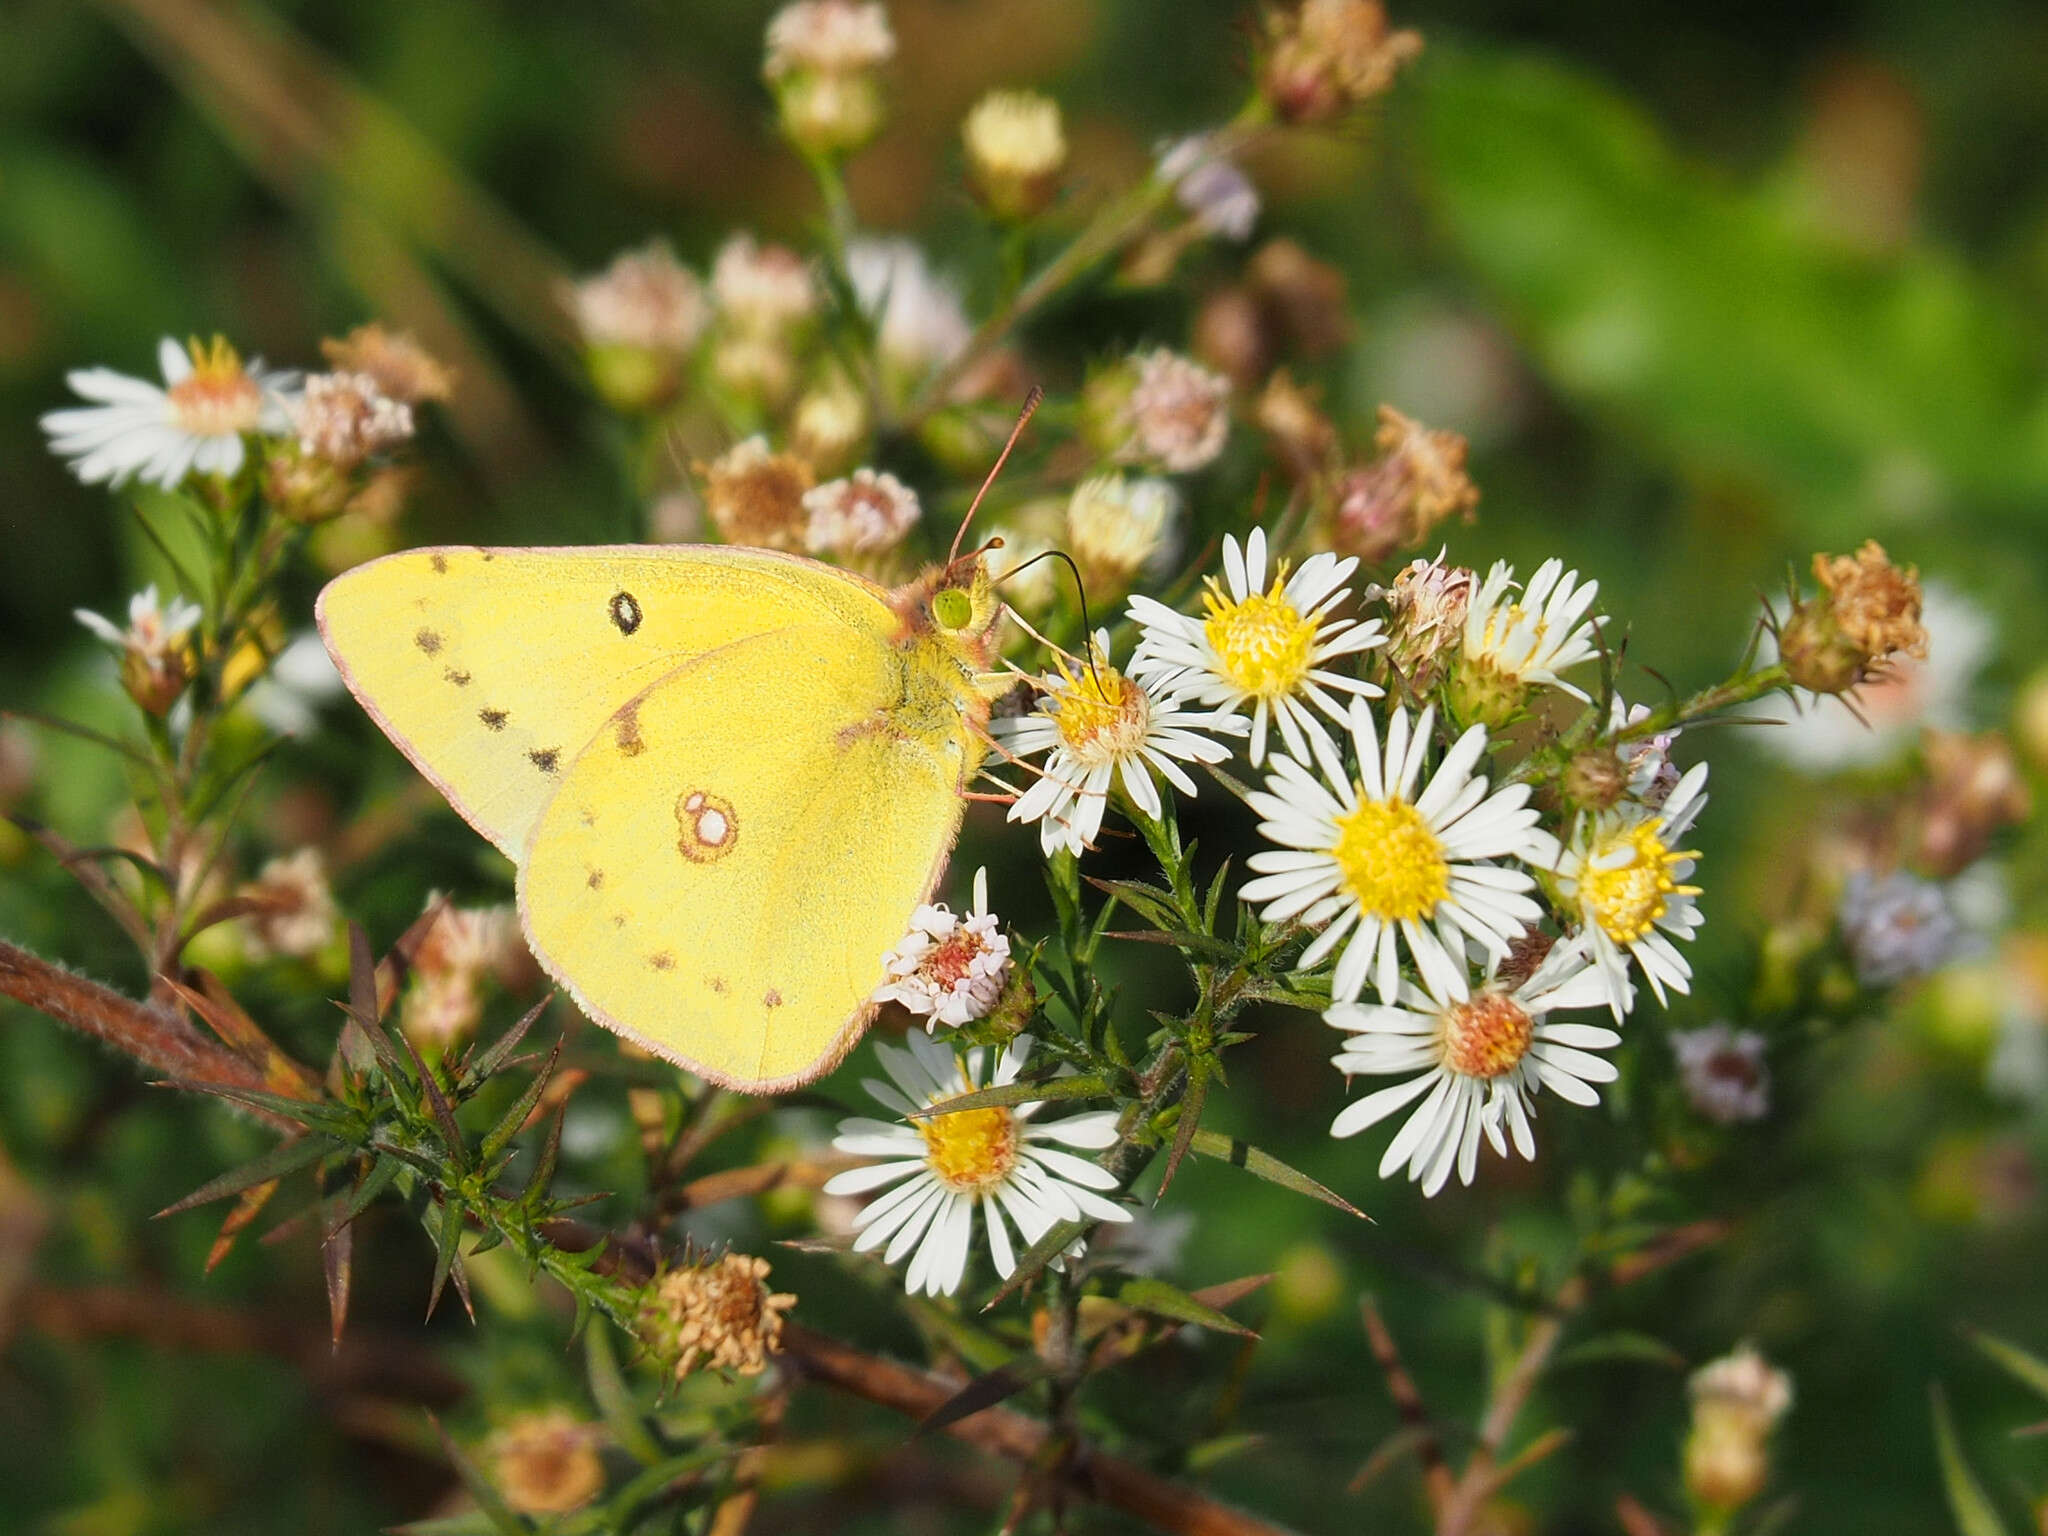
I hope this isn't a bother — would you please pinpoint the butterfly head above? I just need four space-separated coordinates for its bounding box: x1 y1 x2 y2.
895 549 1005 674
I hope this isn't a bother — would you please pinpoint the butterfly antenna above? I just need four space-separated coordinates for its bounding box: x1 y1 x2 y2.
994 547 1106 694
949 385 1044 566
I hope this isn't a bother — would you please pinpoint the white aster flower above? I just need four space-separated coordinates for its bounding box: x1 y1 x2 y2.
802 467 921 556
846 238 972 377
997 632 1246 856
1749 583 1992 773
1553 762 1709 1016
1452 558 1602 723
873 867 1012 1029
1242 700 1549 1003
1327 942 1619 1195
42 336 293 489
1129 528 1385 766
75 584 203 660
824 1034 1130 1297
1609 696 1683 808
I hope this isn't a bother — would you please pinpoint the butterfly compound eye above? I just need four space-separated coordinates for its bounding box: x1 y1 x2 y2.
932 588 973 630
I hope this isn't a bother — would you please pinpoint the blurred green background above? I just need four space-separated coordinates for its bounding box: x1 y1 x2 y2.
3 1 2046 1532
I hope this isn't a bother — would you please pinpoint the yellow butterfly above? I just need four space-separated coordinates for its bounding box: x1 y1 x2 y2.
316 542 1009 1091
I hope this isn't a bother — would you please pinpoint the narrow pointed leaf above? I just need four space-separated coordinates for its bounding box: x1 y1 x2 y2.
398 1025 467 1168
1964 1328 2048 1404
1932 1383 2013 1536
460 994 553 1093
482 1038 563 1163
205 1177 282 1273
2 708 152 768
1099 928 1238 960
379 898 451 1018
1117 1276 1257 1337
907 1071 1113 1119
14 817 151 949
1555 1331 1686 1371
347 922 381 1029
1155 1062 1209 1199
155 1134 337 1217
425 1197 467 1322
428 1414 529 1536
159 1078 358 1134
165 972 321 1098
1188 1129 1368 1220
984 1217 1087 1309
340 1155 404 1226
1083 877 1181 930
323 1217 353 1348
586 1321 665 1465
915 1353 1057 1437
523 1102 568 1206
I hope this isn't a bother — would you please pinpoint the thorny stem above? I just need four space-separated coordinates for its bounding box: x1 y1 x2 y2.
1509 660 1792 787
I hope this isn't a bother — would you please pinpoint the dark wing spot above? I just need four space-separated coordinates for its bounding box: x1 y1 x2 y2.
479 708 509 731
763 989 784 1009
430 553 448 574
615 704 645 757
528 748 560 773
443 667 471 687
586 869 605 890
414 628 443 655
609 591 643 635
707 975 728 994
612 914 628 929
649 951 676 972
480 552 496 562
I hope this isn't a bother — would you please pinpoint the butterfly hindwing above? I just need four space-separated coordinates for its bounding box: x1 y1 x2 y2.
316 545 895 858
519 623 971 1089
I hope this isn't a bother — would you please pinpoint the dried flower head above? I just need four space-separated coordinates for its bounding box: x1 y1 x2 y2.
1329 407 1478 564
802 467 921 557
1911 730 2031 878
1254 370 1338 478
1685 1344 1792 1515
964 90 1067 220
290 371 414 467
240 848 339 961
1262 0 1423 125
1378 553 1475 695
1671 1023 1771 1125
1065 473 1179 595
567 242 708 355
710 234 818 337
1779 540 1927 694
1246 238 1352 357
641 1251 795 1380
485 1409 605 1516
874 867 1013 1027
401 899 524 1050
703 436 816 550
1119 349 1232 473
321 323 454 405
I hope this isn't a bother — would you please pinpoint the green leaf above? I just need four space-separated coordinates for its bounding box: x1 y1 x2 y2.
1931 1383 2013 1536
425 1197 467 1322
459 995 553 1094
1084 877 1181 932
158 1079 359 1136
1188 1130 1367 1220
1156 1060 1210 1198
154 1134 337 1218
984 1217 1087 1309
481 1038 563 1164
908 1072 1114 1118
339 1155 405 1226
1554 1330 1686 1371
1964 1328 2048 1404
1418 49 2048 536
1116 1277 1256 1337
585 1320 665 1466
915 1353 1056 1436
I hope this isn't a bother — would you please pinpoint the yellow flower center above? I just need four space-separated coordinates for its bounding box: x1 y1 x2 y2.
1580 823 1701 944
919 1104 1020 1191
166 336 263 438
1330 796 1450 922
1048 656 1149 764
1440 992 1535 1078
1203 574 1317 699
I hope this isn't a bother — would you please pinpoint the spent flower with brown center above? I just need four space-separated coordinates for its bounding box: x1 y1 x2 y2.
1376 553 1475 695
486 1409 605 1516
291 371 414 468
1911 729 2032 877
703 436 815 550
401 899 526 1051
1329 406 1478 563
1262 0 1422 125
1779 540 1927 694
802 467 921 557
641 1252 795 1380
321 323 454 404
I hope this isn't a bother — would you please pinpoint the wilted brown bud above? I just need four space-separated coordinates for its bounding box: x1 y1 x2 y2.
1781 541 1927 694
1254 371 1338 480
1246 238 1351 357
1911 730 2031 877
1379 554 1475 694
1494 928 1556 990
702 436 815 550
262 446 350 525
1261 0 1422 126
486 1409 605 1516
1194 286 1276 389
1329 406 1478 562
640 1251 796 1381
321 323 454 405
1565 746 1629 813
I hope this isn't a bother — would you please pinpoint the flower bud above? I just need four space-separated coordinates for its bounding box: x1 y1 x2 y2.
1066 473 1179 598
963 90 1067 221
763 1 895 155
1780 540 1927 694
564 242 707 414
1377 554 1474 695
1260 0 1422 126
1565 746 1629 813
789 372 869 472
1683 1345 1791 1516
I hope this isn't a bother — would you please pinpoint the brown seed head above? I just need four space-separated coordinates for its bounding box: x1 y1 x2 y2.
321 323 455 404
487 1409 605 1516
1262 0 1423 125
703 437 815 551
641 1251 796 1381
